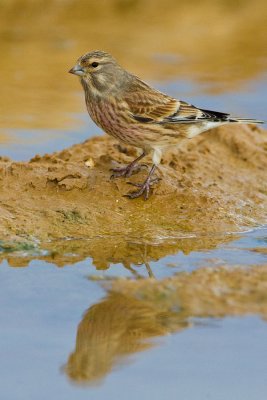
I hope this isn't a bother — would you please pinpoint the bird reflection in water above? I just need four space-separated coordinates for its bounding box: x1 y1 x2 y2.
64 292 188 384
64 263 267 384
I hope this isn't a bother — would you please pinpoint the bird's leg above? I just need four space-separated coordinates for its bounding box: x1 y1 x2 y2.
125 164 160 200
110 151 147 179
124 148 162 200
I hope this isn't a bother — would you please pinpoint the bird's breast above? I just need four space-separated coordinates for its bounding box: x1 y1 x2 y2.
86 98 128 138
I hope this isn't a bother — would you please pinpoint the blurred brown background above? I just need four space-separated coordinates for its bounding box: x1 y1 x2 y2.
0 0 266 131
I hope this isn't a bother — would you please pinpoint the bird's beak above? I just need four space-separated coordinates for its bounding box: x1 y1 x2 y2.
68 64 85 76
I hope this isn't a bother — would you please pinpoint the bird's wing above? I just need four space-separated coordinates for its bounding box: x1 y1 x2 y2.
124 83 229 124
161 103 230 124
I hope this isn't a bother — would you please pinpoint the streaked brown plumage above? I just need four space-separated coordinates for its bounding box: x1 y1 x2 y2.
69 50 264 200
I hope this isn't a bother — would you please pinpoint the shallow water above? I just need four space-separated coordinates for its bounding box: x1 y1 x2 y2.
0 1 267 399
1 228 267 399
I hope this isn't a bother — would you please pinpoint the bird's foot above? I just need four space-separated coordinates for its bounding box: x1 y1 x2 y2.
110 163 146 179
125 177 161 200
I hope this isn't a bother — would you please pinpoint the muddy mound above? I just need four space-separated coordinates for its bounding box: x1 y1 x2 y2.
0 124 266 243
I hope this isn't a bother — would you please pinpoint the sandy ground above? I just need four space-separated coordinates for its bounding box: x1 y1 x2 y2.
0 124 266 248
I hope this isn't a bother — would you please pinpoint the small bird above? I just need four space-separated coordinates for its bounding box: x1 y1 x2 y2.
69 50 264 200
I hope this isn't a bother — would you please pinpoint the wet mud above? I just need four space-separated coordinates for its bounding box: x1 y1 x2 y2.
0 124 266 247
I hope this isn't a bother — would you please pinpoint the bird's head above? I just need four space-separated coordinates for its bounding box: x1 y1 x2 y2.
69 50 127 95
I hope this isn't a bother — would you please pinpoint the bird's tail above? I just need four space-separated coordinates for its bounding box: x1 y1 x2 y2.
200 109 264 124
229 118 265 124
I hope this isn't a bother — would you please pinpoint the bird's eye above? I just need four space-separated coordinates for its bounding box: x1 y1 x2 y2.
91 62 99 68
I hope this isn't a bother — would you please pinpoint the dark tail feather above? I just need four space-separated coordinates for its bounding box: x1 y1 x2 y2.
200 108 230 120
229 118 265 124
200 109 264 124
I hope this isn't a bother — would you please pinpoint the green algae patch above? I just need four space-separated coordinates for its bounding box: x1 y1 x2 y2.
0 240 37 253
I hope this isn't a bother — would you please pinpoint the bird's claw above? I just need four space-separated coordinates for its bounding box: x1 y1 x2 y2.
127 177 161 187
110 167 131 179
110 163 147 179
124 177 161 200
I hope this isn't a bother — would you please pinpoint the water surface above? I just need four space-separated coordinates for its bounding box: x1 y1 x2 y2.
1 228 267 399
